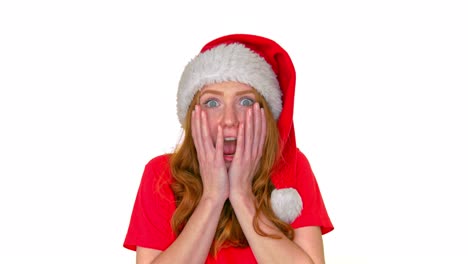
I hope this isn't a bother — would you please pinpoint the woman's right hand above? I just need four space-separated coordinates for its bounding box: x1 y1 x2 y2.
191 105 229 202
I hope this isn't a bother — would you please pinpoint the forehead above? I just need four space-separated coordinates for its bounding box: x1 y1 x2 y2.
200 81 254 95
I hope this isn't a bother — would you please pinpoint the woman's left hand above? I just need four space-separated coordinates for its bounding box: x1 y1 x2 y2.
228 103 266 197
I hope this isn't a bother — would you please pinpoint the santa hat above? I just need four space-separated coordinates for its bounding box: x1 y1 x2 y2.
176 34 302 224
177 42 282 124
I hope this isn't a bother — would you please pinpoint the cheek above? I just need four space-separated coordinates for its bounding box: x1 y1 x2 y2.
235 107 249 122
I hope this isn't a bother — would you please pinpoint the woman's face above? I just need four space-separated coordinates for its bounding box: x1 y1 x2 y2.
198 81 257 167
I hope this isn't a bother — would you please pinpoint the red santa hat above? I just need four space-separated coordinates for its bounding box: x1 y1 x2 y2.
177 34 302 223
177 40 282 124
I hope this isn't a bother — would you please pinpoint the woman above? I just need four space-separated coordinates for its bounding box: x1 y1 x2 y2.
124 34 334 264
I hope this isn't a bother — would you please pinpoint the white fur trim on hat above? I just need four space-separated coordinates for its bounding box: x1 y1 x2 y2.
177 43 282 124
271 188 303 224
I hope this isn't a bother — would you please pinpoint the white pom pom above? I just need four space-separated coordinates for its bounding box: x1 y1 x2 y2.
270 188 303 223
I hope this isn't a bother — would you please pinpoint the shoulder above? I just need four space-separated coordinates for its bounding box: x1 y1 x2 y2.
138 154 175 204
146 154 172 169
293 148 321 189
144 154 173 177
140 154 173 189
295 148 314 175
296 148 310 164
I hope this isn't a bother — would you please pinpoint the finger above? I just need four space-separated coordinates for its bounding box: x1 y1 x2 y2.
252 103 261 157
201 110 215 154
215 125 224 162
244 107 253 158
235 122 245 159
258 107 266 159
191 105 205 156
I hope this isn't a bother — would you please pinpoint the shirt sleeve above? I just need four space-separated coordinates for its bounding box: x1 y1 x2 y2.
290 150 334 235
123 155 176 251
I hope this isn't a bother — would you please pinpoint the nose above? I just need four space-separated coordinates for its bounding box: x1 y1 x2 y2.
222 104 239 127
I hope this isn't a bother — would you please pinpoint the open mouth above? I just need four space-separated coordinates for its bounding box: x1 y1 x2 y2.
223 137 236 160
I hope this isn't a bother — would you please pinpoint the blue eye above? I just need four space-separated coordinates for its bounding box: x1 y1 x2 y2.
240 98 255 106
204 99 220 108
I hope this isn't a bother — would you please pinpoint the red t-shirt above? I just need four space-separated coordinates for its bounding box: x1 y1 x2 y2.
124 151 333 263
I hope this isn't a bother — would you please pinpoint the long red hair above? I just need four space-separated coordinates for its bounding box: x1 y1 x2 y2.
169 89 293 255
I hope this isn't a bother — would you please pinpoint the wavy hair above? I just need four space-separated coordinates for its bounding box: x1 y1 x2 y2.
169 89 294 255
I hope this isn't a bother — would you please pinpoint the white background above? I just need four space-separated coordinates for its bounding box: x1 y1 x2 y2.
1 1 467 263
